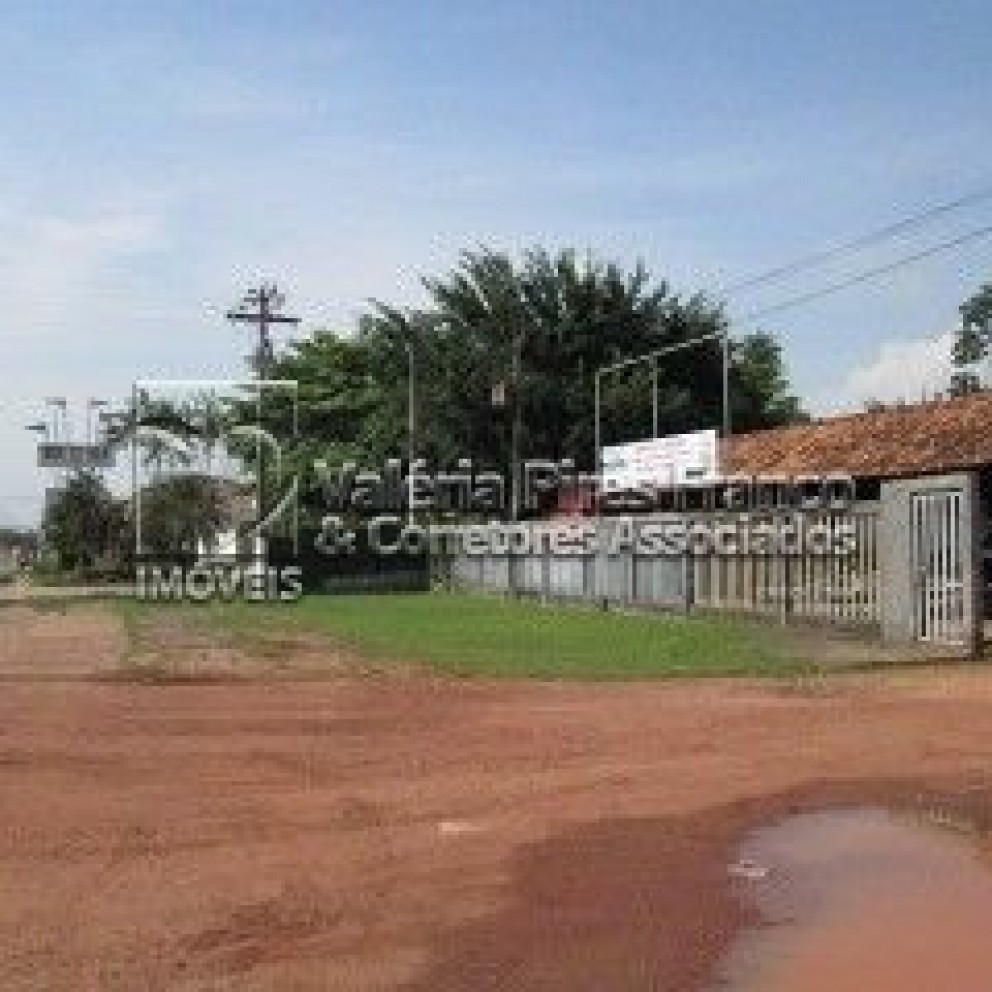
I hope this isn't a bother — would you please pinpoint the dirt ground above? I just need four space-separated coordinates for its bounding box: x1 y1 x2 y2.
2 602 992 991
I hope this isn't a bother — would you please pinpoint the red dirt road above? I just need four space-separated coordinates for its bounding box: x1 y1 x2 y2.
1 603 992 990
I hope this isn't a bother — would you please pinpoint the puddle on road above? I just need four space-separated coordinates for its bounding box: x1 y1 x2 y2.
717 807 992 992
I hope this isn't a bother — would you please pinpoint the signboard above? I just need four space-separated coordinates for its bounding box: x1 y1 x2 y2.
37 442 115 470
600 429 719 490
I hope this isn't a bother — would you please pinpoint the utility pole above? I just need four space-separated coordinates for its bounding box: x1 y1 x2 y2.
226 283 301 381
226 283 300 558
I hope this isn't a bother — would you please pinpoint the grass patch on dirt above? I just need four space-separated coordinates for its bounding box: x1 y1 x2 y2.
117 592 813 680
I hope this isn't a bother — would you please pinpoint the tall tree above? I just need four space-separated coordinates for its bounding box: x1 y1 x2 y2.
42 472 119 571
729 334 806 431
262 247 805 505
951 281 992 395
137 475 229 560
370 247 803 467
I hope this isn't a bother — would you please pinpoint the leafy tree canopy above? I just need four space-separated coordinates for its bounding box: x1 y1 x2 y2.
42 472 124 571
267 247 803 484
951 281 992 395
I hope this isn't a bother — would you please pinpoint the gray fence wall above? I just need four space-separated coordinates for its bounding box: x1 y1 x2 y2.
437 470 987 653
439 504 881 631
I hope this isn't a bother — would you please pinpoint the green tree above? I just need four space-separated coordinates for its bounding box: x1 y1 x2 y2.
261 247 805 507
137 475 229 560
369 247 803 467
951 282 992 395
729 333 806 431
42 472 119 571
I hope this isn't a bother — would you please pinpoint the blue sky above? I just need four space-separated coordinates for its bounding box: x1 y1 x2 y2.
3 1 991 524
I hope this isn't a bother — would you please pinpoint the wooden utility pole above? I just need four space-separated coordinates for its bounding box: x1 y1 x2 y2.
226 284 300 555
226 283 301 381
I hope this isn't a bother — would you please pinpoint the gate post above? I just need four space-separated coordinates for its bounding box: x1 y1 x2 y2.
880 472 981 655
965 472 983 658
880 479 912 643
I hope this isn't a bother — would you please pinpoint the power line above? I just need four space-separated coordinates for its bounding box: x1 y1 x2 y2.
722 184 992 296
743 222 992 322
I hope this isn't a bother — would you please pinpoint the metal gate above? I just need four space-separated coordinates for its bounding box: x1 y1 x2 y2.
911 488 964 643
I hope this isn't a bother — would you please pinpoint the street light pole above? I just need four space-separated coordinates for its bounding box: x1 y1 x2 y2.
721 332 731 440
44 397 68 488
86 398 109 445
407 341 415 525
651 356 659 438
478 291 531 523
510 328 524 522
594 370 601 484
132 383 141 558
45 397 67 443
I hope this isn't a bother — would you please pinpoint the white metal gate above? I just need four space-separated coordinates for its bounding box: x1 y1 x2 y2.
911 488 964 643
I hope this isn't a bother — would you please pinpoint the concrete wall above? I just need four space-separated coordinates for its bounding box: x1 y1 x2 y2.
443 508 881 627
443 474 984 654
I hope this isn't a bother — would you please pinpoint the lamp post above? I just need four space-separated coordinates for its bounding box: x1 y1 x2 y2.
43 398 69 487
489 333 525 520
407 340 415 525
483 292 530 523
44 397 68 443
26 422 51 557
86 398 109 444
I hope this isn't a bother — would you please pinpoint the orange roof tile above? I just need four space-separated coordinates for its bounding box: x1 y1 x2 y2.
723 392 992 479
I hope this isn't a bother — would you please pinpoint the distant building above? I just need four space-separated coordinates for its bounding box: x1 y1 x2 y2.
0 530 37 576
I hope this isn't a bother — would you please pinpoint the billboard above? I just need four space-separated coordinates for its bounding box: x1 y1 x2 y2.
37 442 115 470
601 429 719 490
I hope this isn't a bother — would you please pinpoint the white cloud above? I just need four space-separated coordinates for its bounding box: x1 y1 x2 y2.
838 330 957 408
0 205 162 341
0 199 167 525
